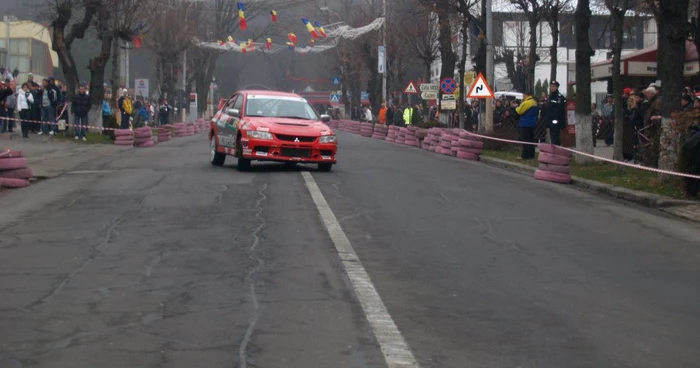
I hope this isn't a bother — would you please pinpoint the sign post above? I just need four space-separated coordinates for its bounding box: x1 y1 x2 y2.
134 79 149 99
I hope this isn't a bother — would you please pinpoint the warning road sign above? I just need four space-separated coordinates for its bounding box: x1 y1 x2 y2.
404 81 418 94
467 73 494 99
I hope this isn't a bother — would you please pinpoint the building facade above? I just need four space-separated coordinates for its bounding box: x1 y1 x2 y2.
0 19 59 83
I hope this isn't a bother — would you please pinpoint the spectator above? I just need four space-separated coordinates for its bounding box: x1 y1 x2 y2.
542 80 567 145
6 80 17 133
515 91 539 160
378 103 387 125
37 79 57 135
118 89 132 129
600 94 614 146
0 80 12 133
158 99 170 126
364 106 373 122
17 83 34 138
591 103 600 147
72 83 90 141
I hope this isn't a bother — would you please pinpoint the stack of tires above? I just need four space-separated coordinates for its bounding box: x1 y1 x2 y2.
174 123 189 137
456 131 483 161
386 125 399 143
114 129 134 146
338 120 352 131
438 130 458 156
134 127 155 147
404 126 419 147
371 124 388 140
157 126 172 142
327 120 340 129
186 124 195 135
193 123 202 134
535 143 572 183
349 121 361 135
423 128 442 152
360 122 374 137
0 150 32 189
397 127 407 144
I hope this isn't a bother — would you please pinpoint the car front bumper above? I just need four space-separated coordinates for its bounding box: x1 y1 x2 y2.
241 138 337 163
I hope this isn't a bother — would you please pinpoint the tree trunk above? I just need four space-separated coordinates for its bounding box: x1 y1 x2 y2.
436 0 456 122
574 0 595 163
458 19 468 129
110 38 120 108
610 8 625 161
526 19 538 94
548 14 559 83
656 0 689 174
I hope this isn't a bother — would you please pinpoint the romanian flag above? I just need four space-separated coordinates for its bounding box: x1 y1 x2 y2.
270 10 277 22
247 38 255 51
309 39 315 46
287 33 297 44
217 40 225 46
302 18 318 39
131 23 144 48
237 2 247 31
286 42 295 51
240 41 247 54
313 21 326 38
227 35 235 44
266 38 272 50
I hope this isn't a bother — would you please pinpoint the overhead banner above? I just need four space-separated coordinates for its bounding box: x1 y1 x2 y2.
378 46 386 74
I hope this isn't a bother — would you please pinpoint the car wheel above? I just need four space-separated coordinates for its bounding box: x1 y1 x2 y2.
235 137 252 171
210 136 226 166
318 163 333 172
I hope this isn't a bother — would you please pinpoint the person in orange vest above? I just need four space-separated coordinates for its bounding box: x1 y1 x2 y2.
378 103 388 125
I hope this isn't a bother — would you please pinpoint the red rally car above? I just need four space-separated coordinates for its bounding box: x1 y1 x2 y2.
209 90 338 172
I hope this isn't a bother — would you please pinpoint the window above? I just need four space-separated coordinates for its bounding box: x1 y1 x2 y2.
9 39 28 55
9 56 29 72
233 95 244 110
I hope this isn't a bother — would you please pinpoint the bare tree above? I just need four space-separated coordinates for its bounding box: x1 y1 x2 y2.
575 0 596 163
604 0 632 161
510 0 546 93
544 0 573 82
107 0 142 107
403 5 440 82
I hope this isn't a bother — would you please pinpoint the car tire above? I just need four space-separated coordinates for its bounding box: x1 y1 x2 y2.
318 163 333 172
210 136 226 166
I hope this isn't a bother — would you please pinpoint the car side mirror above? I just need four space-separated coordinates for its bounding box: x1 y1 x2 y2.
227 108 240 118
320 114 331 123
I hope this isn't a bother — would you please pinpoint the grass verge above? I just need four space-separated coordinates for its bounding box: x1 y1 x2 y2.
52 131 113 145
482 149 688 199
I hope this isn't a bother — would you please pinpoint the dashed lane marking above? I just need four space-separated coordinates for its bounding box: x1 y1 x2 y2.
301 171 420 368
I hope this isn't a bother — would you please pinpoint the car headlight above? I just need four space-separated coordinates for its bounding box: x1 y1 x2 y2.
247 131 273 140
319 135 337 143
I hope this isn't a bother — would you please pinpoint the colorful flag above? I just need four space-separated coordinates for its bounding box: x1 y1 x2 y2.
313 21 326 38
266 38 272 50
237 2 247 31
309 39 315 46
247 38 255 51
270 10 277 22
217 40 225 46
302 18 318 39
287 33 297 44
286 42 295 51
227 35 235 43
240 41 247 54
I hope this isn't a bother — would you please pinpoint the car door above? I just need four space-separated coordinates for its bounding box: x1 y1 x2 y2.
215 95 239 151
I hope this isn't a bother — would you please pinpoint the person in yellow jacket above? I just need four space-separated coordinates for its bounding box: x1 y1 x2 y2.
515 92 539 159
403 105 413 126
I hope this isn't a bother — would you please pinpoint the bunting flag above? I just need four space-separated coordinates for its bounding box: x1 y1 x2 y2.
270 10 277 22
217 40 226 46
313 21 327 38
241 41 247 54
238 2 247 31
247 38 255 51
227 35 235 44
302 18 318 39
266 38 272 50
472 22 484 40
131 23 145 48
287 33 297 43
309 39 315 46
286 42 295 51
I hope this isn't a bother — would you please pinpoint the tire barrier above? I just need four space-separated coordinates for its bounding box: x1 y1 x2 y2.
386 125 399 143
174 123 190 137
360 122 374 137
0 150 32 189
114 129 133 146
371 124 388 140
133 127 155 148
535 143 571 183
157 126 172 143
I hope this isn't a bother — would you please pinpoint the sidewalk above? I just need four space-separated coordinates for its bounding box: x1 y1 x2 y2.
1 132 131 178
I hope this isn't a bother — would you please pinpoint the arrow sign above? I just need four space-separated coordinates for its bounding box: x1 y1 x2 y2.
419 83 439 92
467 73 494 99
404 81 418 94
421 91 438 100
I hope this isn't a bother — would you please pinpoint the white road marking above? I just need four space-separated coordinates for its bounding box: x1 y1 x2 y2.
301 171 420 368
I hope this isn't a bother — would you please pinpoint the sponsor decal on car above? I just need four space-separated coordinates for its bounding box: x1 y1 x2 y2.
243 148 252 155
218 134 236 148
256 151 268 156
256 127 270 132
321 155 332 160
320 130 332 136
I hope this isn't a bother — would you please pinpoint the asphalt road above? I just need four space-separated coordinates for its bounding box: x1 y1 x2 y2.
1 131 699 368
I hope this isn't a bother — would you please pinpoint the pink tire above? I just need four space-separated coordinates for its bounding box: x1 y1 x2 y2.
134 127 151 133
456 150 480 161
134 137 151 145
114 129 132 137
114 140 133 146
0 158 27 170
0 177 30 188
134 132 152 139
439 140 451 148
458 139 484 149
534 169 571 184
458 131 483 141
538 143 572 157
459 147 483 155
538 163 571 175
137 140 155 147
115 138 133 144
538 152 571 166
0 150 23 158
0 168 33 179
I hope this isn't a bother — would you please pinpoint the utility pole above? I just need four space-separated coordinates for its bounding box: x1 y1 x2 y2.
484 0 494 134
381 0 387 104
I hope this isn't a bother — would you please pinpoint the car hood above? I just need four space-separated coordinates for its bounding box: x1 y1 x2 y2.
246 117 333 136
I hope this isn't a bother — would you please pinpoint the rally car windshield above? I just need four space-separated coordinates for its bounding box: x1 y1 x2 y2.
245 96 319 120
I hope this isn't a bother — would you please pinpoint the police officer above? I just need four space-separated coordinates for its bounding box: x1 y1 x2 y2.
543 80 567 145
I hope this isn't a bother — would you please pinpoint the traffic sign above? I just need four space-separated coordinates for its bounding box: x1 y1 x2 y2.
442 94 455 100
467 73 494 99
441 101 456 110
464 72 475 86
419 83 439 92
404 81 418 94
440 77 456 94
361 91 369 100
332 76 342 85
421 91 438 100
330 94 340 103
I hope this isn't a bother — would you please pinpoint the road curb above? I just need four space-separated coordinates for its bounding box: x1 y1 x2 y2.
479 156 700 222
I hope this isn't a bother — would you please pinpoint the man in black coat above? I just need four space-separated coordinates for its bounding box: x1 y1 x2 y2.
542 80 567 145
72 83 90 141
